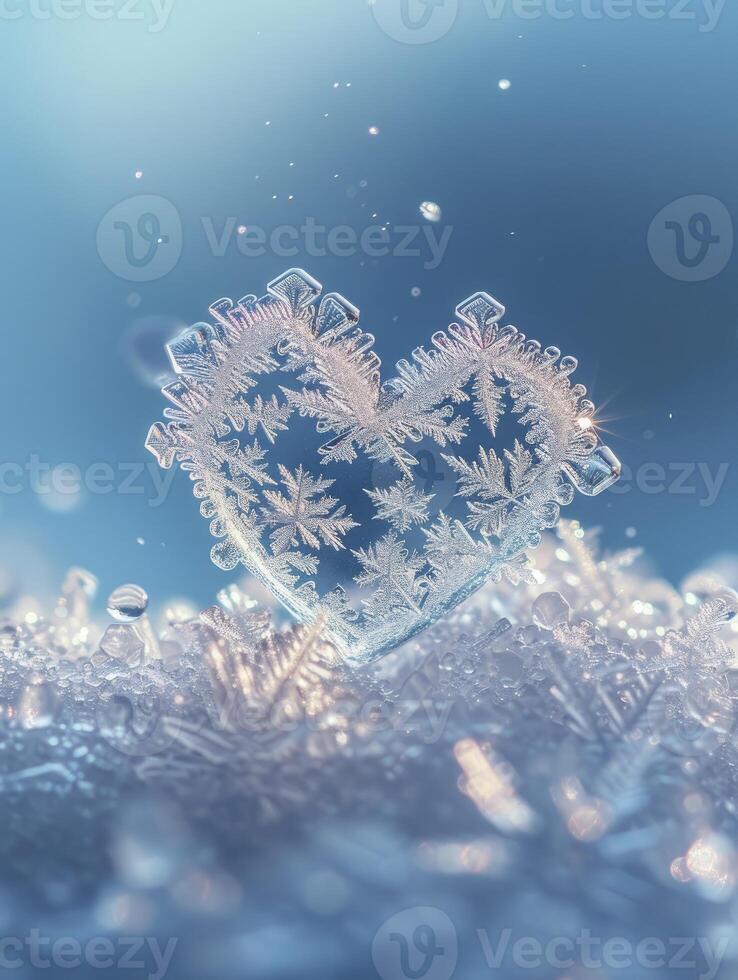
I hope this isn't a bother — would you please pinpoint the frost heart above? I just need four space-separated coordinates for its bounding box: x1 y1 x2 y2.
147 269 620 661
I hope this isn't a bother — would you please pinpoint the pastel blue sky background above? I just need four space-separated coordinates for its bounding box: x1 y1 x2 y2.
1 0 737 610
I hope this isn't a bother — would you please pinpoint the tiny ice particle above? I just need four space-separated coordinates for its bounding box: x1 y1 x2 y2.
238 225 247 235
532 591 571 631
134 170 143 180
498 79 511 90
419 201 442 223
333 82 339 88
107 583 149 623
368 126 380 136
411 286 421 297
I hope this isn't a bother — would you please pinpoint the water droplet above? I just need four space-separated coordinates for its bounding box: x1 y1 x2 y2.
419 201 442 223
120 315 185 389
107 584 149 623
708 588 738 625
498 79 511 90
18 682 58 730
532 591 571 631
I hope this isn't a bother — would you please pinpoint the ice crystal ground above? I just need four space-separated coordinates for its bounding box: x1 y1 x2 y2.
1 524 737 979
147 269 621 661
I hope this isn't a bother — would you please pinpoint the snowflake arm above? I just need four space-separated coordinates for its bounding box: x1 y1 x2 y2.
240 394 292 443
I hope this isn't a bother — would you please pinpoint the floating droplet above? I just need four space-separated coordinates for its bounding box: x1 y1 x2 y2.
18 682 58 730
107 584 149 623
498 79 511 90
419 201 442 223
532 591 571 631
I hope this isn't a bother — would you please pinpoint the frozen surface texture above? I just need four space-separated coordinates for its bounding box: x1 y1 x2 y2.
1 525 738 978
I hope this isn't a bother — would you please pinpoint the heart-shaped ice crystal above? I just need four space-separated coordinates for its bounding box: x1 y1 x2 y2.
147 269 620 661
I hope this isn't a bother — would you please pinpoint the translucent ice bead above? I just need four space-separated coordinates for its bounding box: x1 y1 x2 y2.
532 591 571 631
100 624 146 666
17 681 59 730
563 445 621 496
107 584 149 623
419 201 442 222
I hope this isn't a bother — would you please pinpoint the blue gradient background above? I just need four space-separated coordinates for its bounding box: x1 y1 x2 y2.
2 0 737 609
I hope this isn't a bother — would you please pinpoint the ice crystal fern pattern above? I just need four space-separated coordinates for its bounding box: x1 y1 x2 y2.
146 269 620 660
